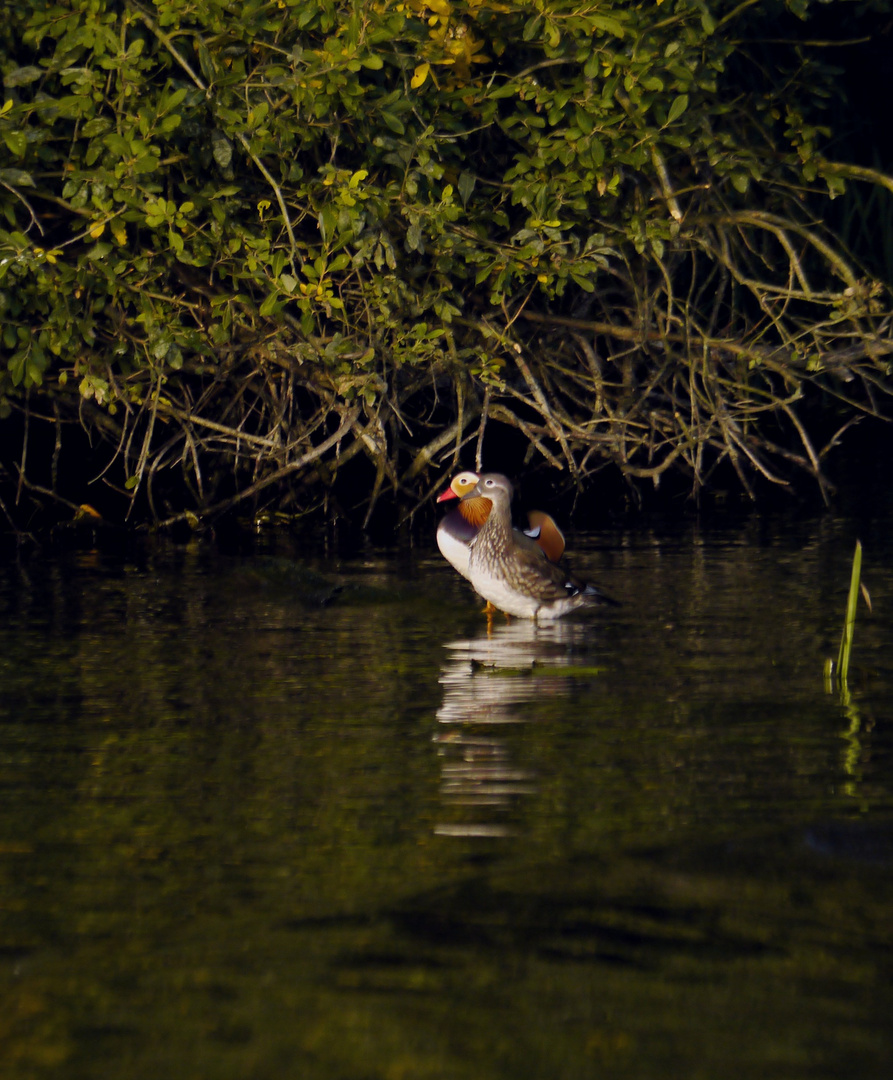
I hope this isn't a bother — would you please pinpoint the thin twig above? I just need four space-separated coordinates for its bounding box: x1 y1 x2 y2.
152 405 361 528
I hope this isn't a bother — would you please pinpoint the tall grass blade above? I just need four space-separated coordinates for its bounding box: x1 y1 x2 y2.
836 540 862 685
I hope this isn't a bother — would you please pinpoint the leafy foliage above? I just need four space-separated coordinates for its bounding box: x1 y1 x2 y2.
1 0 891 527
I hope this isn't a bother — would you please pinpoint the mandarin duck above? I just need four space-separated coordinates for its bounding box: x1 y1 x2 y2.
464 473 616 620
436 470 565 580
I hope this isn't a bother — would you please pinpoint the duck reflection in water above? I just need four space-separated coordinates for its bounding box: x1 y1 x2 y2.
434 619 594 838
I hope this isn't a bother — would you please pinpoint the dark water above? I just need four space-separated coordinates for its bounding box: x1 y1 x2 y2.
1 512 892 1079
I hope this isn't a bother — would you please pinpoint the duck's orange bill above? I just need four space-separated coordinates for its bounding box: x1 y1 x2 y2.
436 488 459 502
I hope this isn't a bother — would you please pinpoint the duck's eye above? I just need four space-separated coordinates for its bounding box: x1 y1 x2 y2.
484 478 495 487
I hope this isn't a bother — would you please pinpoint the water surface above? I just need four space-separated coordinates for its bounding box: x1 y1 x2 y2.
1 512 892 1078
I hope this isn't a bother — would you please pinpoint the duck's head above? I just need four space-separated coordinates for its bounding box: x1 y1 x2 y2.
470 473 514 506
436 470 481 503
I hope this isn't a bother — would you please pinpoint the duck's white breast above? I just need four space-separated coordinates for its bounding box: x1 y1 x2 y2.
436 524 472 579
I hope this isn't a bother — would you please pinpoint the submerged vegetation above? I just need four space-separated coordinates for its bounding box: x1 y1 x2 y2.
1 0 892 531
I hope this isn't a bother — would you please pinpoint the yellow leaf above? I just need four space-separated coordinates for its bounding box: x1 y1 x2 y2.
112 223 127 246
411 62 430 89
89 222 105 239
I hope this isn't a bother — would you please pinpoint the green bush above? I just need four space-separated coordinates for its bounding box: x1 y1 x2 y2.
1 0 891 527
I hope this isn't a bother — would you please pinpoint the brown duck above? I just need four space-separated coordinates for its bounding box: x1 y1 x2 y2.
464 473 616 620
436 470 565 581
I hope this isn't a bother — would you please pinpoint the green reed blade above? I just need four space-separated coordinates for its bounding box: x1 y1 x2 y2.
836 540 862 685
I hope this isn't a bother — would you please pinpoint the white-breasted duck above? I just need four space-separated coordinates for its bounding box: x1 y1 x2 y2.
463 473 616 620
436 470 565 580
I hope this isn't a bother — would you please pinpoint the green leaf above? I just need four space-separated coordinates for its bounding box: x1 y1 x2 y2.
103 133 131 157
165 88 188 110
591 16 625 38
574 107 595 136
211 130 233 169
7 353 26 386
260 290 280 316
523 15 542 41
380 111 405 135
197 43 218 84
406 222 422 251
0 168 34 187
3 66 44 87
667 94 689 125
133 152 160 176
3 130 27 157
458 171 476 207
318 205 337 242
82 117 112 137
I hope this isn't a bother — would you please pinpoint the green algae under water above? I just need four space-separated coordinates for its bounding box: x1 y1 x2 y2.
1 512 893 1080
